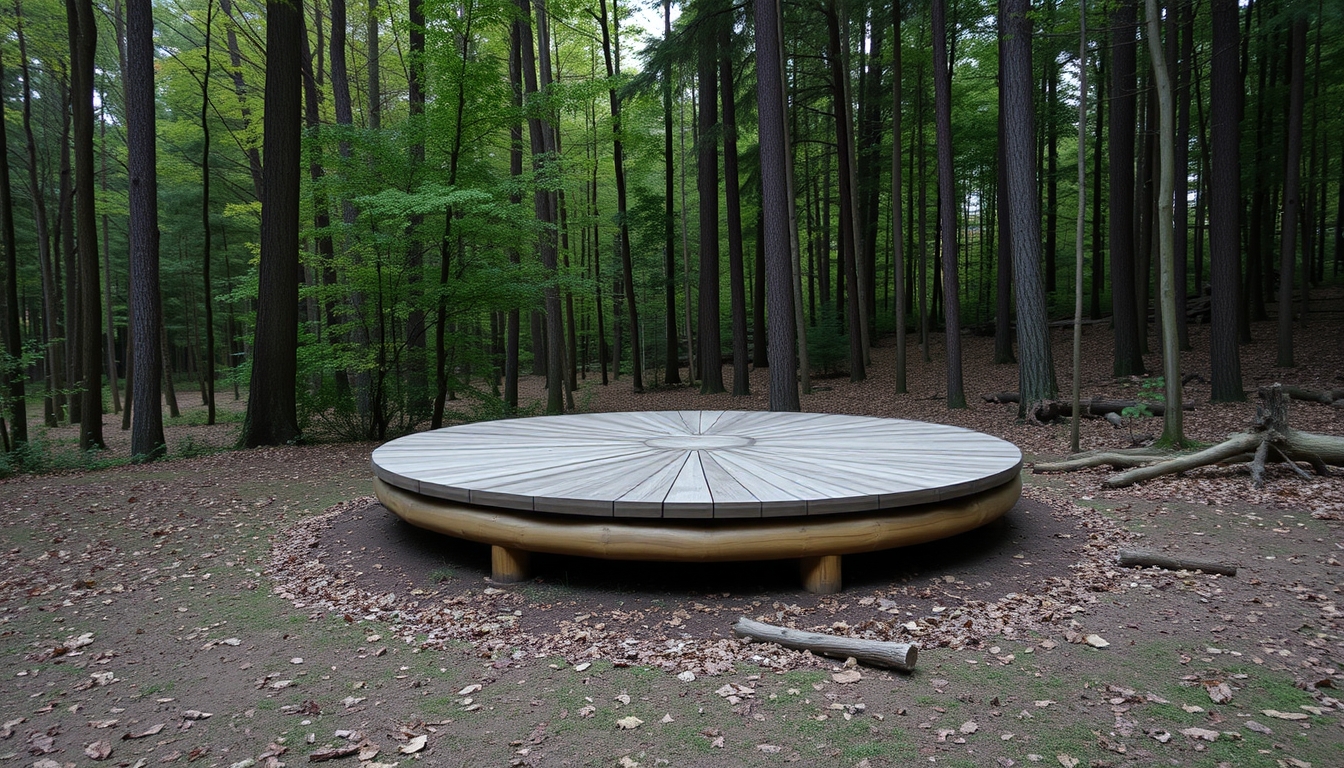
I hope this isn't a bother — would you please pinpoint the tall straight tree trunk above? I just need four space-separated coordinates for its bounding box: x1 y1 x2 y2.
1145 0 1185 446
1002 0 1058 416
160 320 180 418
826 0 866 380
127 0 165 459
993 20 1015 366
68 0 103 449
1071 0 1089 453
1044 24 1059 296
431 3 473 429
597 0 643 393
891 1 907 394
931 0 964 408
242 0 304 446
752 208 768 368
1208 0 1243 401
16 5 62 428
517 0 565 413
1276 16 1306 369
1091 52 1106 320
60 77 79 426
0 55 25 447
1108 0 1145 376
199 3 215 425
504 16 523 408
696 28 725 394
1173 0 1193 350
661 0 680 384
755 0 799 411
719 25 749 397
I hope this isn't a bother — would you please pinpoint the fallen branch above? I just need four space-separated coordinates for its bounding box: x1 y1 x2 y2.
1036 385 1344 488
732 616 918 671
1281 385 1344 406
1117 548 1237 576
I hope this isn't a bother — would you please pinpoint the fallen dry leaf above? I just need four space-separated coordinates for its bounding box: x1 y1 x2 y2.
1262 710 1311 721
1084 634 1110 648
616 716 643 730
1057 754 1079 768
182 710 213 721
832 669 862 684
960 721 979 734
309 744 360 762
1181 727 1220 742
399 734 428 754
122 723 164 740
756 744 782 753
1205 682 1233 704
84 740 112 760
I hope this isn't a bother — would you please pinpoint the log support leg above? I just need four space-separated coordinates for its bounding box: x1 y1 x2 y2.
491 545 531 583
800 554 842 594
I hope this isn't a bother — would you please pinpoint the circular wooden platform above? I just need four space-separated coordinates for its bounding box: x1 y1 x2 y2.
372 411 1023 593
372 411 1022 519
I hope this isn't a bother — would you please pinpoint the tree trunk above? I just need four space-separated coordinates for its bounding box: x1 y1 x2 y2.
1173 0 1193 351
597 0 642 394
661 0 680 385
0 54 25 448
15 5 63 428
1208 0 1244 402
1002 0 1058 416
719 24 749 397
242 0 304 446
826 0 866 381
1145 0 1186 447
734 617 917 671
127 0 166 459
993 16 1015 366
1109 0 1145 377
1091 51 1106 321
755 0 799 411
1276 16 1306 369
891 1 907 394
68 0 103 449
931 0 964 408
199 2 216 425
696 27 725 395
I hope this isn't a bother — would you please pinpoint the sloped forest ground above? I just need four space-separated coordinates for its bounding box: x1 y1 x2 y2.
2 297 1342 768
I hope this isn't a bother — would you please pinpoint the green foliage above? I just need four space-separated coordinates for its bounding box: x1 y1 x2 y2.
807 304 848 376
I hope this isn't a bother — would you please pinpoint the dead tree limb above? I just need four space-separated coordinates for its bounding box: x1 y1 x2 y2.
732 617 918 671
1035 386 1344 488
1118 548 1237 576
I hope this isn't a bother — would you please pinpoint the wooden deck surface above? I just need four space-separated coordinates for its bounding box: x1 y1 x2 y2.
371 411 1022 519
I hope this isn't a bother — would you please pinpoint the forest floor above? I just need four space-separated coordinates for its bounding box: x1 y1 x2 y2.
2 295 1343 768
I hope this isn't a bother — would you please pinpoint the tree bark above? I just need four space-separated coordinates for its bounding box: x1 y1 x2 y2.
1145 0 1185 446
826 0 866 381
719 24 748 397
1276 16 1307 369
931 0 964 408
1002 0 1058 417
696 26 724 395
661 0 680 385
891 1 907 394
993 14 1014 367
1108 0 1145 377
1208 0 1244 402
242 0 304 446
733 617 918 671
1118 549 1237 576
755 0 799 411
0 54 25 448
127 0 165 459
597 0 642 394
68 0 103 449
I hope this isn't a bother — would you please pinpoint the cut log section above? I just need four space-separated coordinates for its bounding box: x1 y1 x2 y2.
1117 548 1237 576
732 616 918 671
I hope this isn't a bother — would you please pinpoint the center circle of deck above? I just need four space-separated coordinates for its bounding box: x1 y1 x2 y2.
643 434 756 450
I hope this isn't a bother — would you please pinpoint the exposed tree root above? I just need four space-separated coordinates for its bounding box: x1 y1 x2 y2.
1033 385 1343 488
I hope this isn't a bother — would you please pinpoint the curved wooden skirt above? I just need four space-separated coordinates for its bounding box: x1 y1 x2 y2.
375 473 1021 592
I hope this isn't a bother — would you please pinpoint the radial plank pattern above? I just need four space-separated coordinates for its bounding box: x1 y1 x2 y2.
372 411 1022 520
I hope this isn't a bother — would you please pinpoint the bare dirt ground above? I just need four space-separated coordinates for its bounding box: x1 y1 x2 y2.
2 301 1342 768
